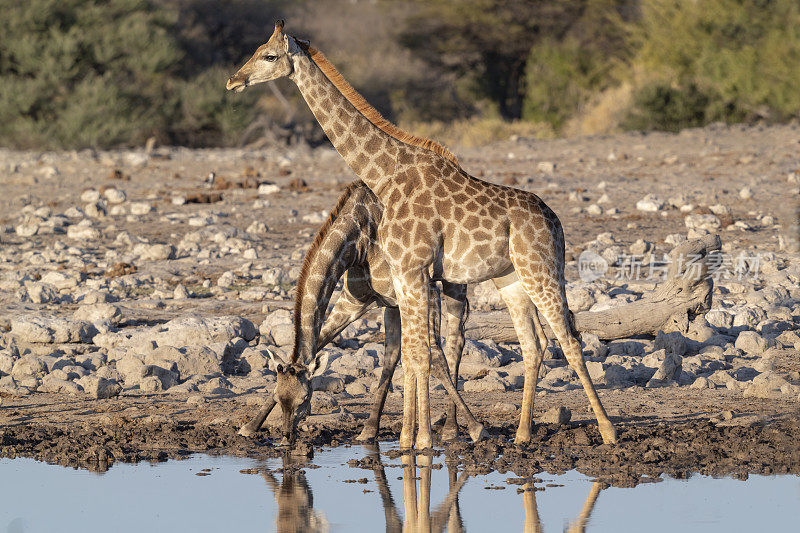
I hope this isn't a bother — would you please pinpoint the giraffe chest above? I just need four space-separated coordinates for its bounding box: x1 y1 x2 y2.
377 194 512 284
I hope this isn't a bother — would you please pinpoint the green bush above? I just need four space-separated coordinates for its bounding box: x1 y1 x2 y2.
0 0 260 149
521 0 630 131
626 0 800 128
622 82 719 132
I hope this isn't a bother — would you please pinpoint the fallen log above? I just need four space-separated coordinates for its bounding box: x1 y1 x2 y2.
465 234 722 342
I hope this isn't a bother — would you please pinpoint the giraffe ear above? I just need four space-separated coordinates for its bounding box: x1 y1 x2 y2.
284 35 301 54
267 348 287 373
307 351 330 378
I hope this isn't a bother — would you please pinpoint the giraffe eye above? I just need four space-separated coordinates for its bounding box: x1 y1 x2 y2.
264 54 278 62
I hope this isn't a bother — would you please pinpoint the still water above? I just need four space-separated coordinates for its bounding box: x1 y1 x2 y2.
1 444 799 532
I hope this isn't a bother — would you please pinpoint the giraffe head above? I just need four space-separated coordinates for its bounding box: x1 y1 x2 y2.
269 349 328 445
226 19 304 92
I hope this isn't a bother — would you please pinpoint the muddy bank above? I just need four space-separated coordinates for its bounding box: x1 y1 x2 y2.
2 393 799 487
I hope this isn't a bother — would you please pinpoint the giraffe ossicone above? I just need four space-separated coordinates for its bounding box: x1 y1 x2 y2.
229 20 617 449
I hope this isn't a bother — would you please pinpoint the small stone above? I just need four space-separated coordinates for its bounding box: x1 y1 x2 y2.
78 376 122 399
739 186 753 200
629 239 653 255
537 161 555 174
491 402 518 415
129 202 152 215
541 406 571 425
187 394 206 405
690 376 712 389
15 223 39 237
684 214 721 231
246 221 269 235
173 284 189 299
463 375 507 392
139 375 164 393
636 194 664 212
104 188 126 204
708 204 730 216
217 271 237 288
133 243 175 261
586 204 603 216
734 330 773 354
258 183 280 195
80 190 101 203
67 225 100 240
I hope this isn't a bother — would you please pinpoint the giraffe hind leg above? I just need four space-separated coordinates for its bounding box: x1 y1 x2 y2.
493 277 546 445
513 269 617 444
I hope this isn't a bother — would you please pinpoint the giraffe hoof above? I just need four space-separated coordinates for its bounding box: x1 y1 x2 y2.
441 430 459 442
468 425 488 443
356 427 377 442
237 425 257 437
513 433 532 446
599 422 618 445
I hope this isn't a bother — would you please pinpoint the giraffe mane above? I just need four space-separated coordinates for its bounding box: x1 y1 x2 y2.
300 44 459 166
292 180 365 363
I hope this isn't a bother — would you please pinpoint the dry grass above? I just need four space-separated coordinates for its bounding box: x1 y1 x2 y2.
401 117 555 150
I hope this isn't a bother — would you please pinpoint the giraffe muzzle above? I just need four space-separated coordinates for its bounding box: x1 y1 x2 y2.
226 76 248 92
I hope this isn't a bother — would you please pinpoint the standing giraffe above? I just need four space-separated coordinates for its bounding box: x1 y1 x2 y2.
238 181 487 443
227 21 617 448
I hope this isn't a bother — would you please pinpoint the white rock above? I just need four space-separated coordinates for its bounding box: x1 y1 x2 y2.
11 355 49 379
684 214 721 231
15 223 39 237
23 282 60 304
173 284 189 299
258 183 280 195
80 190 101 203
129 202 153 215
541 406 571 424
10 316 96 344
67 225 100 240
537 161 556 174
73 303 120 324
260 309 294 347
246 221 269 235
636 194 665 212
463 375 507 392
104 188 126 204
40 270 81 289
739 187 753 200
78 375 122 399
734 330 773 354
217 271 236 288
586 204 603 216
132 243 175 261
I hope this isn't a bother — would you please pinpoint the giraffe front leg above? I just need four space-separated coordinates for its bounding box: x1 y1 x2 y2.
238 396 277 437
357 306 401 441
395 269 434 450
400 360 417 449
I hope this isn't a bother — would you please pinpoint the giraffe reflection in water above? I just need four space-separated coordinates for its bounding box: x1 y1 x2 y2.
522 479 603 533
261 454 330 533
264 447 603 532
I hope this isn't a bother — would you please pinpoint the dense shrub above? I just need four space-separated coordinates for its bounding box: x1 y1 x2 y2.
0 0 262 149
623 0 800 130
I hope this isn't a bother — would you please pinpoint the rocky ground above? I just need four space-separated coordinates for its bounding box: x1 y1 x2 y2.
0 123 799 484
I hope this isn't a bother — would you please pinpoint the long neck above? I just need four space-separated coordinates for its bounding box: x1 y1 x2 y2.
290 52 402 198
293 216 367 365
